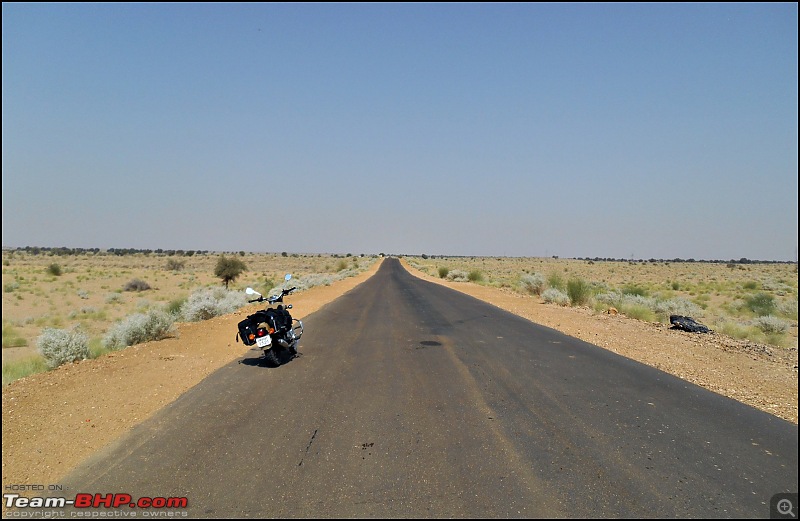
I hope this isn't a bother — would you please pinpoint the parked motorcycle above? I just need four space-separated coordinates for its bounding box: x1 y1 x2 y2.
236 274 303 366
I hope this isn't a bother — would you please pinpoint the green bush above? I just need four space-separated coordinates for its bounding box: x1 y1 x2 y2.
745 293 776 316
46 263 62 276
467 270 484 283
438 267 449 279
621 304 656 322
547 272 565 291
37 327 89 369
567 278 591 306
2 320 28 348
3 355 48 386
165 297 187 316
622 285 648 297
717 321 752 340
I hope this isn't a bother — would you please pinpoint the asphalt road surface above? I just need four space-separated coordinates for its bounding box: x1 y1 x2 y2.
58 258 797 518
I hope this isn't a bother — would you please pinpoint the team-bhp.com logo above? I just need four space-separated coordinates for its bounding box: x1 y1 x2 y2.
4 493 188 517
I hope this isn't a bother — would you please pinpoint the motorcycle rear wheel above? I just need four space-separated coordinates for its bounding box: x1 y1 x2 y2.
264 348 280 366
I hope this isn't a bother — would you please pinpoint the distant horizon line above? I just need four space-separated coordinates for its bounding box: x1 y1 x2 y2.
2 245 796 264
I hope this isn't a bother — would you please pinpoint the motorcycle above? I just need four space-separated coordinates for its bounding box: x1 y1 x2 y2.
236 274 304 366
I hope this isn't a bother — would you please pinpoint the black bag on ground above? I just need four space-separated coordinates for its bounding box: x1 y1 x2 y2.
670 315 710 333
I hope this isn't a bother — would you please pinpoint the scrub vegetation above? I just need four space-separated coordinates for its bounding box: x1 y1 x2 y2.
409 256 798 349
1 249 378 385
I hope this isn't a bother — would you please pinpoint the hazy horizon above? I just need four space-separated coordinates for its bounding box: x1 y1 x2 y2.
3 4 798 261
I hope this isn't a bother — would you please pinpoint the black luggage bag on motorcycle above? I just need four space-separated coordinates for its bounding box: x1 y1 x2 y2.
237 308 292 346
237 310 270 346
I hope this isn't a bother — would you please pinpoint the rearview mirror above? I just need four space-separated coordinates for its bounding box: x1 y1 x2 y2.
245 287 260 296
285 274 292 282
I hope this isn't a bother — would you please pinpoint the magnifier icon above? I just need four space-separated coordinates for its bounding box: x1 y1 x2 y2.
778 498 796 518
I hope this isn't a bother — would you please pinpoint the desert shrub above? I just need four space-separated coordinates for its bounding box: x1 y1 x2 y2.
542 288 570 306
105 293 123 304
77 289 89 299
335 259 348 272
622 285 648 297
182 287 247 322
102 309 176 350
124 278 151 292
165 258 186 271
88 337 110 359
293 273 334 290
446 269 469 282
620 294 656 309
567 278 592 306
776 299 798 320
215 255 247 288
716 321 752 340
2 320 28 348
743 281 758 290
654 298 703 318
46 263 62 276
520 273 546 295
37 327 89 369
438 267 449 279
622 305 657 322
547 272 565 291
68 307 99 319
165 297 187 316
752 315 789 334
745 293 776 316
468 270 484 283
4 281 20 292
2 355 49 386
261 278 276 294
595 291 624 307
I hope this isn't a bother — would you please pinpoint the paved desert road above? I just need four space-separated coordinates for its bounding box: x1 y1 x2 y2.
59 258 797 518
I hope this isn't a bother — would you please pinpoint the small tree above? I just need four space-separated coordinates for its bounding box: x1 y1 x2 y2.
215 255 247 288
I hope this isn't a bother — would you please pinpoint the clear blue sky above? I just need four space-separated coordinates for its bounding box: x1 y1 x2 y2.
2 3 797 260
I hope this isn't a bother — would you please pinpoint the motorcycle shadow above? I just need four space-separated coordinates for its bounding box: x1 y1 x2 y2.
238 349 301 369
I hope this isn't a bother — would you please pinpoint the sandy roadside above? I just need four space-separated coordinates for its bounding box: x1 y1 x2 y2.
1 260 383 488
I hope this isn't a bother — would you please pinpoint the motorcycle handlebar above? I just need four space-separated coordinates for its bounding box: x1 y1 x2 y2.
251 287 298 305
